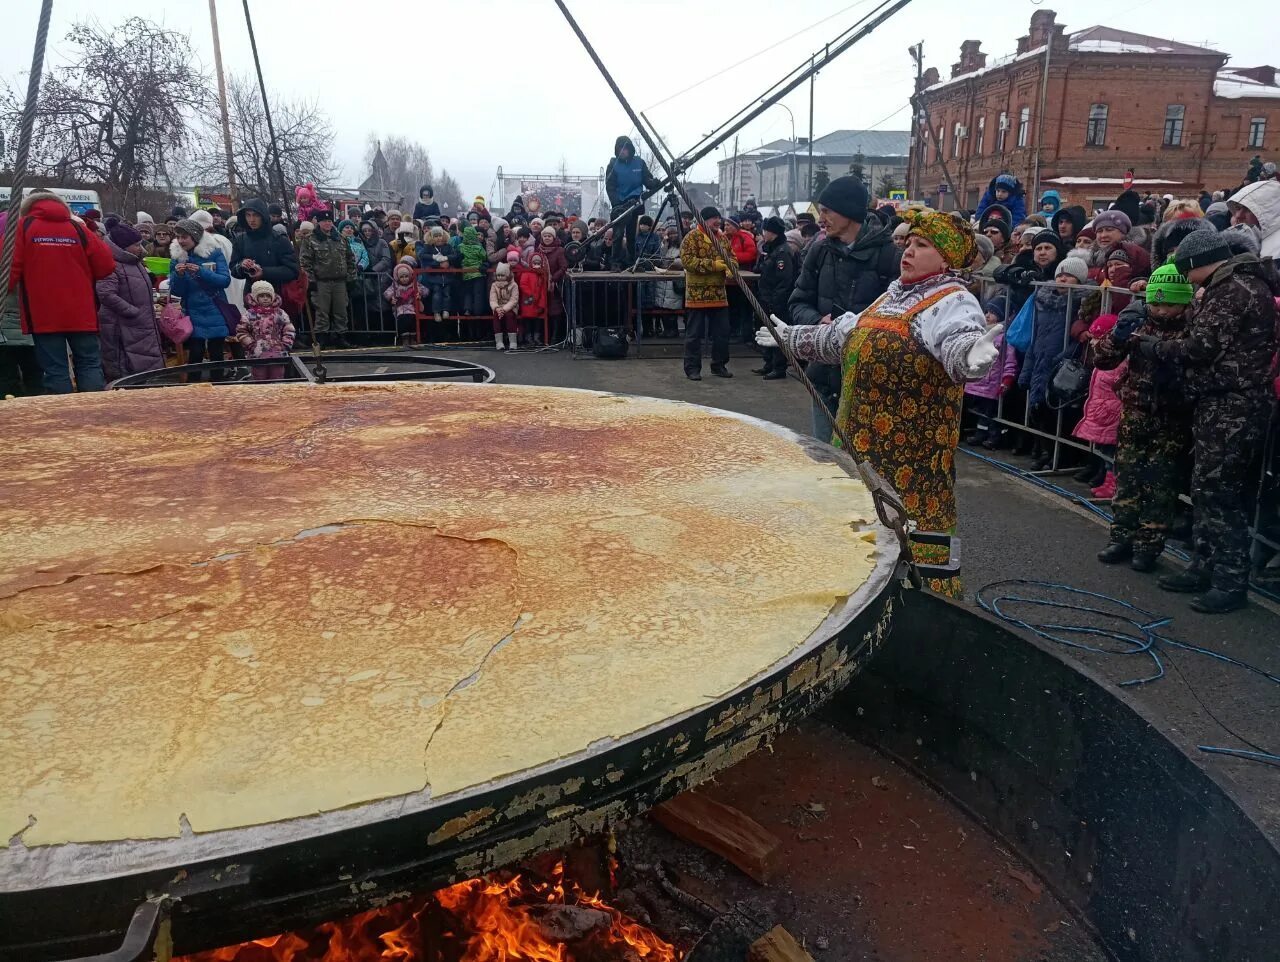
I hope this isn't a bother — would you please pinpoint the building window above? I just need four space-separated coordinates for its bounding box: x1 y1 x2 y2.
952 123 962 160
934 124 943 162
1163 104 1185 147
1086 103 1108 146
1016 106 1030 148
1248 116 1266 148
996 111 1008 153
975 116 985 155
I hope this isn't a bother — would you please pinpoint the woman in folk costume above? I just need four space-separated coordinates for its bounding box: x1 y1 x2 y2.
758 209 1002 594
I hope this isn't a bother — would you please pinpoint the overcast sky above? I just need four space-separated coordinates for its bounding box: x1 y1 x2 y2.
3 0 1270 201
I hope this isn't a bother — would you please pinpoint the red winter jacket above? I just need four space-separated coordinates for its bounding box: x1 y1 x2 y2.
728 229 757 268
9 196 115 335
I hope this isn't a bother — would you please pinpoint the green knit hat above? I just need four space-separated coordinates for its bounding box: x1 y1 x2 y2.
1145 262 1194 305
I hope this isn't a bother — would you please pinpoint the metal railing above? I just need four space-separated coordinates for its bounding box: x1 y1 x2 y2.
966 275 1280 584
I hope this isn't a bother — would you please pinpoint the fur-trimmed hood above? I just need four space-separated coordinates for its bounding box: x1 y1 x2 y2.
170 233 217 261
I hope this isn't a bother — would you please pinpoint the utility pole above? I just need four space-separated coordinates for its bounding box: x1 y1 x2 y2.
808 52 817 200
908 41 923 202
208 0 238 207
730 134 739 211
1032 36 1052 207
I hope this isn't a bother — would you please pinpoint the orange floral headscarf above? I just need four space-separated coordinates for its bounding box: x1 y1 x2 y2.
902 208 977 270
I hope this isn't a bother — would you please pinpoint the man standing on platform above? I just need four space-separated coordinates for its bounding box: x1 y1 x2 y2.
680 206 734 381
605 135 661 270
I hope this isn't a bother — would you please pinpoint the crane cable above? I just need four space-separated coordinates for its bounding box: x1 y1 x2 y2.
554 0 920 577
241 0 326 383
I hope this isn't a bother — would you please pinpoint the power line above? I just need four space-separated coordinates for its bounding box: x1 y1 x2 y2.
642 0 879 112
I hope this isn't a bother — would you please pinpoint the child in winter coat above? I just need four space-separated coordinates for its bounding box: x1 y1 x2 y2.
1072 313 1126 498
458 225 489 317
235 280 295 381
415 226 459 322
489 261 520 351
384 259 429 345
963 295 1020 448
518 253 549 346
1092 263 1195 571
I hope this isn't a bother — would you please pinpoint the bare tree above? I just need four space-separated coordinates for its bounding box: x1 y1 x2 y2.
363 135 434 208
185 75 339 204
0 18 208 212
435 170 465 216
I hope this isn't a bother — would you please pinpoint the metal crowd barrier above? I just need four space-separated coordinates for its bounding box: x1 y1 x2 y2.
968 275 1279 582
563 269 759 358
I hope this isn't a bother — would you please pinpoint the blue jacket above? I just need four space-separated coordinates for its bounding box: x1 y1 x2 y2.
169 241 231 340
605 135 660 206
634 228 662 266
1038 189 1062 214
1017 284 1070 408
975 174 1026 226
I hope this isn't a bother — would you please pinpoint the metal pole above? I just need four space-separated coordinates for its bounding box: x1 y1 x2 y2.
1032 36 1052 208
553 0 914 564
208 0 238 207
808 54 816 199
0 0 54 329
909 42 923 201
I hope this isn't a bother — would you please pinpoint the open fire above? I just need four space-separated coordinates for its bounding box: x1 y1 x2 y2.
179 861 680 962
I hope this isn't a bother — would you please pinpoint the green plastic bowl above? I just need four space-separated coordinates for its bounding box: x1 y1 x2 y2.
143 256 171 276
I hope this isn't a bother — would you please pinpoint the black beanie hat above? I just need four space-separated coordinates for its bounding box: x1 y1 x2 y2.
1173 230 1232 275
818 176 869 222
762 215 787 236
699 205 721 221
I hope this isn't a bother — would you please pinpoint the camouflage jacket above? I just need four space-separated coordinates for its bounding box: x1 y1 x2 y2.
1094 300 1191 416
1154 254 1278 398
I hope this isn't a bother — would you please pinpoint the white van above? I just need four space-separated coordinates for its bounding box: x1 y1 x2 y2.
0 186 102 215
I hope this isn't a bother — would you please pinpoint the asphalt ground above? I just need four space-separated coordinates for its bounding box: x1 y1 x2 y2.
371 340 1280 839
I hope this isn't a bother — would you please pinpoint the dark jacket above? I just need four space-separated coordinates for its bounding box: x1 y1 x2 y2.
1018 284 1071 408
414 241 460 289
412 199 441 221
756 236 797 320
360 228 393 275
788 223 899 326
975 175 1026 225
788 222 899 400
299 227 357 282
605 135 661 207
97 238 163 381
1094 300 1190 415
1153 254 1279 398
993 248 1062 316
230 198 299 287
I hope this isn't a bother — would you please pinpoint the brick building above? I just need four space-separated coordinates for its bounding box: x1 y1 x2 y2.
909 10 1280 213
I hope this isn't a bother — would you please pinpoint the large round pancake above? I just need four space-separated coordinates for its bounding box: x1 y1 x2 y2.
0 383 877 847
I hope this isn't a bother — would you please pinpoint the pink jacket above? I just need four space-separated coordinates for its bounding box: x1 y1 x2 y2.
1073 313 1125 446
963 331 1019 399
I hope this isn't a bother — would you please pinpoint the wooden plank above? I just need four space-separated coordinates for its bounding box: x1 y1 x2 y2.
747 926 815 962
650 791 781 884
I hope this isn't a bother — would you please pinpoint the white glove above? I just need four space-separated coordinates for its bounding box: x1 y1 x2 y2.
755 314 789 349
965 323 1003 378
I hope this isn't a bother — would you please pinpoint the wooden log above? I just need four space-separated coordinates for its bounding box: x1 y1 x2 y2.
651 791 781 884
747 926 815 962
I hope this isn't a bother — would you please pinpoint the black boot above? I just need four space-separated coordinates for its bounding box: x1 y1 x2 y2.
751 366 768 375
1073 460 1099 482
964 430 987 446
1190 588 1248 614
710 365 733 378
1158 565 1211 594
1097 541 1133 564
763 369 788 380
1130 551 1159 573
